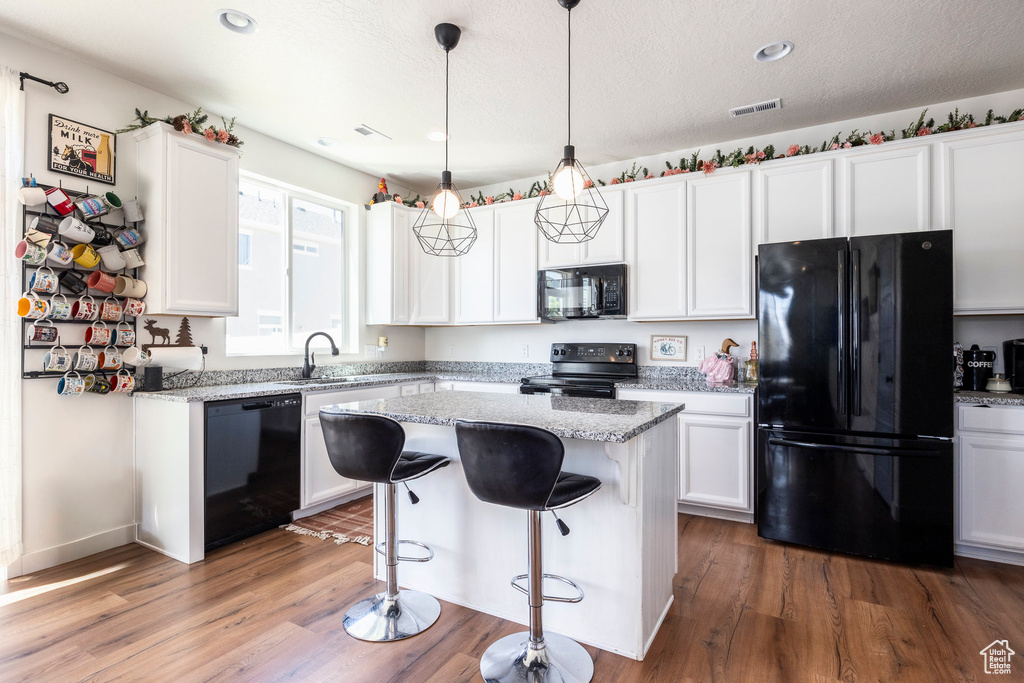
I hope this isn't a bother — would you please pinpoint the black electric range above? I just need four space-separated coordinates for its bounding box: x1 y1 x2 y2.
520 343 637 399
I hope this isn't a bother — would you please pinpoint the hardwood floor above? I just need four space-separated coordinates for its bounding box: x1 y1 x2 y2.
3 514 1023 682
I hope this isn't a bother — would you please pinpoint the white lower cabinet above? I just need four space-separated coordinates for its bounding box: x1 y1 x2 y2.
447 381 520 394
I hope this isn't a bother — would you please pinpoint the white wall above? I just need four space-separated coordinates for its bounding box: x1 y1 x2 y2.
1 32 423 575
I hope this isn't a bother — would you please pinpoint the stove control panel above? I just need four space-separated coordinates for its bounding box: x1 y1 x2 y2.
550 343 636 363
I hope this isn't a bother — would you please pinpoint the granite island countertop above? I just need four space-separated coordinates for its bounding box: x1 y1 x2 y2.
321 391 686 443
954 390 1024 406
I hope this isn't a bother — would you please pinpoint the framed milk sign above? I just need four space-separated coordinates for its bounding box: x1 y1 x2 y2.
48 114 116 185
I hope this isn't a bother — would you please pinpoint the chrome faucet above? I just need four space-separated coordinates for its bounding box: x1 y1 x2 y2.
302 332 340 379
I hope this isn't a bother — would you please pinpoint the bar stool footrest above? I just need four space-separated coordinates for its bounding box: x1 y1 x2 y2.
375 539 434 563
510 573 584 603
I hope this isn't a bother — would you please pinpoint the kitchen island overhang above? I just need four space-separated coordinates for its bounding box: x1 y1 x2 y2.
321 391 684 660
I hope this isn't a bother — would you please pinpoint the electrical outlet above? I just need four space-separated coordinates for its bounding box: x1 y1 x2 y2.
448 345 456 358
364 345 378 359
521 344 529 358
696 346 706 362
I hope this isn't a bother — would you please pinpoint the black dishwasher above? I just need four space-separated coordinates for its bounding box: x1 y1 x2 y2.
205 394 302 552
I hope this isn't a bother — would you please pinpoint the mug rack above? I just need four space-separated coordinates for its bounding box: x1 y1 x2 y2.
19 180 143 381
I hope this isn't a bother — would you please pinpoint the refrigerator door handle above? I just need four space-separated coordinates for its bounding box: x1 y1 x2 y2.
851 249 862 416
836 250 847 416
767 437 940 457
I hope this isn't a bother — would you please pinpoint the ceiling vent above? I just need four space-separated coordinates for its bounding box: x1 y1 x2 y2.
353 124 392 141
729 98 782 118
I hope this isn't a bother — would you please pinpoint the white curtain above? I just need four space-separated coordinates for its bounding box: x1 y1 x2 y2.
0 65 25 568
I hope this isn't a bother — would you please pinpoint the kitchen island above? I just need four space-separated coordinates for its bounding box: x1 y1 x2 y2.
321 391 684 660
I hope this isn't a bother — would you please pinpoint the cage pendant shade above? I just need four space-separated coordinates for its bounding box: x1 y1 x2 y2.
414 172 478 257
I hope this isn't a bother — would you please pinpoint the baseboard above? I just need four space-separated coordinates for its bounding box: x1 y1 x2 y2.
293 488 371 520
677 502 754 524
955 543 1024 567
10 524 137 578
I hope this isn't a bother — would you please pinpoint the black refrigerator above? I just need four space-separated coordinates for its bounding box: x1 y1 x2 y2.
756 230 954 566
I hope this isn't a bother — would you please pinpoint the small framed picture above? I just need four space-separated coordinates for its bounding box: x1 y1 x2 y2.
48 114 117 185
651 335 687 361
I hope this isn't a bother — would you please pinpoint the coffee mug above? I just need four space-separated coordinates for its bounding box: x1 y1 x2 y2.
76 196 110 219
58 269 88 295
100 297 124 322
49 293 72 320
73 345 99 371
123 297 146 317
46 187 76 216
122 346 151 367
122 199 143 222
90 225 114 247
115 227 145 249
87 270 116 293
26 319 58 344
57 371 85 397
113 275 147 298
97 244 126 271
59 215 95 243
85 321 111 346
17 186 47 206
112 322 136 347
29 215 61 237
46 240 74 266
86 374 111 395
110 370 135 394
83 373 96 392
43 345 72 372
18 291 50 319
104 192 122 209
71 243 101 269
121 248 145 269
71 295 99 321
98 346 121 370
30 267 59 294
15 239 47 265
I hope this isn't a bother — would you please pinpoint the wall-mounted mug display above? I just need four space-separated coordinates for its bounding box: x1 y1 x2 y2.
17 185 47 206
85 374 110 395
86 270 116 293
112 321 136 347
49 293 72 320
29 215 61 237
71 295 99 321
59 215 95 244
58 269 88 295
43 345 72 373
121 248 145 269
57 371 85 397
46 240 75 266
71 243 101 269
122 199 143 223
75 196 110 219
15 239 47 265
123 297 145 317
26 319 58 344
98 346 121 370
84 321 111 346
73 345 99 372
122 346 151 367
110 370 135 394
45 187 76 215
100 297 124 322
97 244 126 271
113 275 147 298
18 291 50 319
114 227 145 249
29 267 59 294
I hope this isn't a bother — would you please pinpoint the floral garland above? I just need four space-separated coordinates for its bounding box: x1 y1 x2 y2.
393 106 1023 209
117 107 243 147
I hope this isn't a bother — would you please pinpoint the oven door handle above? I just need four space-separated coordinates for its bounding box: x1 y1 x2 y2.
768 437 939 457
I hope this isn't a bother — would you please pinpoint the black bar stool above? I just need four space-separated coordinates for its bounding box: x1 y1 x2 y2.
455 420 602 683
320 410 450 642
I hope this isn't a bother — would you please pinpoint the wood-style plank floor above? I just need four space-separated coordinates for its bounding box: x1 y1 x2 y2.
3 514 1023 682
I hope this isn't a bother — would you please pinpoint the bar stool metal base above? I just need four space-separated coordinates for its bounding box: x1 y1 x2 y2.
480 631 594 683
342 589 441 642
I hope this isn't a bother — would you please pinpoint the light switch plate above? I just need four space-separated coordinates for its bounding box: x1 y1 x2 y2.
364 345 378 359
448 345 456 357
696 346 706 362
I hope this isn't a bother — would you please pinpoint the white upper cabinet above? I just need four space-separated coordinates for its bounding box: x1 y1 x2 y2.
939 128 1024 314
838 142 931 236
492 201 540 323
686 171 753 319
754 157 834 247
409 225 450 324
627 182 687 320
365 203 411 325
453 208 495 324
537 187 625 268
134 122 241 316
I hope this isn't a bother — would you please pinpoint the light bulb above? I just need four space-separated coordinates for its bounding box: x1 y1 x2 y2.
553 164 585 201
431 189 460 219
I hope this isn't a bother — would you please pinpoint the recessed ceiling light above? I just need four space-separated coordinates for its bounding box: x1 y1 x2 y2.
217 9 258 34
754 40 794 62
427 131 449 142
316 137 338 147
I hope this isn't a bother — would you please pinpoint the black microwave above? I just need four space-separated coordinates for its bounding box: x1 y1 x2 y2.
538 264 627 320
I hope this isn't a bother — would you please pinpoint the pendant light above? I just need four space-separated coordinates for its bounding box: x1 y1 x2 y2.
413 23 477 257
535 0 608 244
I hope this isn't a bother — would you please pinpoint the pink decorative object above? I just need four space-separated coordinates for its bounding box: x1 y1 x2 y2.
624 177 634 182
485 196 494 205
512 192 523 201
702 160 718 175
182 121 192 136
392 194 401 203
917 127 933 136
968 122 979 128
610 178 621 184
217 129 229 143
830 143 839 150
415 201 425 209
204 128 217 141
787 144 800 156
843 142 852 148
869 133 884 145
699 355 734 383
583 179 593 189
539 189 549 195
645 174 656 180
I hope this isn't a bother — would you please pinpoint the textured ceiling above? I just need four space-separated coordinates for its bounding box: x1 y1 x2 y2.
2 0 1023 191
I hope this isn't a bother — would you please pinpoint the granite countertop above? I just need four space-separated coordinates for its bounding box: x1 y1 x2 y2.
955 390 1024 406
615 378 757 393
321 391 685 443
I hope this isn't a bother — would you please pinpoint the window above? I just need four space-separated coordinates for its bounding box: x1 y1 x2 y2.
225 176 350 355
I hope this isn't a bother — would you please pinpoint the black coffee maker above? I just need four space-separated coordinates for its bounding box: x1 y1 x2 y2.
964 345 996 391
1004 339 1024 392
